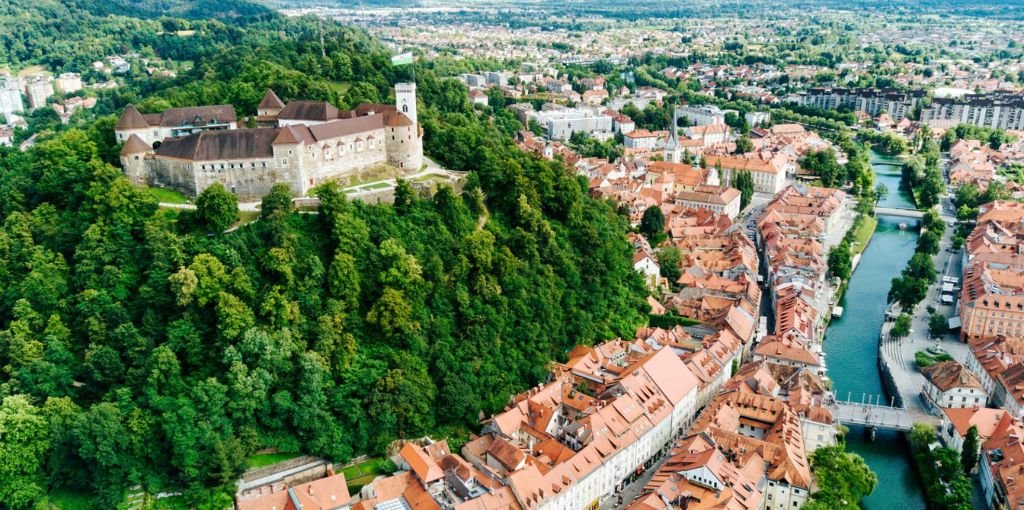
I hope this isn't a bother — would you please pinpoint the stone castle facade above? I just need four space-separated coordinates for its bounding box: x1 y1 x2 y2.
118 84 423 200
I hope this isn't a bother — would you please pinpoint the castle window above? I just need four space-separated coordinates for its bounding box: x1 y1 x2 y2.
281 159 288 165
402 105 408 113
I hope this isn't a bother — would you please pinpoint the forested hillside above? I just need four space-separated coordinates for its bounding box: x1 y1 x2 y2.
0 4 648 509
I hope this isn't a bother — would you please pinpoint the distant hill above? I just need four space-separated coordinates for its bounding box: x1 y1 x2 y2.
71 0 276 21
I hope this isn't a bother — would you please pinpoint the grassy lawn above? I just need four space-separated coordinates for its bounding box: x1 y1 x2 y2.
17 65 47 77
247 451 302 469
49 487 94 510
340 457 392 494
358 182 393 191
332 81 352 95
148 187 191 204
235 210 260 226
850 215 878 257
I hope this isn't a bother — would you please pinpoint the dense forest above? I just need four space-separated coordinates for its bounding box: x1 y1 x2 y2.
0 3 648 508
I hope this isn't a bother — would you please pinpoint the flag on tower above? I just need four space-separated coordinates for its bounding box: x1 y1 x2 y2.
391 52 414 66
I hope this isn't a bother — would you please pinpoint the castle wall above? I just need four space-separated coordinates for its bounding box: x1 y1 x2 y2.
295 128 389 195
149 158 199 197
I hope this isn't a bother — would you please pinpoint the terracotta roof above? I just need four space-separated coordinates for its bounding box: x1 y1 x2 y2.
259 89 286 109
308 115 386 140
922 361 985 393
120 133 151 154
384 110 415 127
237 473 350 510
942 406 1008 439
400 442 445 483
156 128 279 161
279 100 341 122
157 105 236 127
116 105 149 130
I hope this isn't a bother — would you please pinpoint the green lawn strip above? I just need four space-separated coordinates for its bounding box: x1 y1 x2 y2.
148 187 191 204
850 215 878 257
235 210 260 226
246 451 302 469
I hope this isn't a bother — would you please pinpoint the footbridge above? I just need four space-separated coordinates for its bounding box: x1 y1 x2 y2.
873 206 925 219
832 398 914 433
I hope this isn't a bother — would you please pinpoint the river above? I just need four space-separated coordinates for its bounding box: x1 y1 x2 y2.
870 150 915 209
822 150 927 509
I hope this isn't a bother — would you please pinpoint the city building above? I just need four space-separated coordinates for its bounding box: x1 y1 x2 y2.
980 414 1024 509
922 92 1024 131
939 406 1009 453
704 155 788 194
354 342 701 510
54 72 83 94
23 74 54 110
624 433 764 510
791 87 926 120
237 472 351 510
920 361 987 411
0 77 24 116
676 104 726 126
958 201 1024 342
674 185 741 220
529 106 613 141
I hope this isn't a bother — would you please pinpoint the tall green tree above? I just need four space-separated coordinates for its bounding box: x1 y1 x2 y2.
0 395 50 510
961 425 980 474
195 183 239 233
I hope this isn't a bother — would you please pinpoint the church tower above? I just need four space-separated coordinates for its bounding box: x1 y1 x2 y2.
395 82 417 125
663 105 681 163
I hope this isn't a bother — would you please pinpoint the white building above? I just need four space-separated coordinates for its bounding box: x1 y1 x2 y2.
677 104 725 126
921 361 988 411
530 106 613 141
0 85 22 117
23 74 54 110
674 185 742 220
55 73 83 94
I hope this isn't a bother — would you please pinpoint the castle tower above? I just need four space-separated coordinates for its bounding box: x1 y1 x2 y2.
120 134 152 186
257 89 285 127
395 82 417 125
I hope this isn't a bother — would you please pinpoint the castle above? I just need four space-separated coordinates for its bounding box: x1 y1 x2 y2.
118 84 423 199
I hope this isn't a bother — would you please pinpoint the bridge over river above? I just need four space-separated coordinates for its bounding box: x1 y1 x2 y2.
832 398 914 433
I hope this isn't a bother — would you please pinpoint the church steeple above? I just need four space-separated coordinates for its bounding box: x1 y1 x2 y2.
663 105 682 163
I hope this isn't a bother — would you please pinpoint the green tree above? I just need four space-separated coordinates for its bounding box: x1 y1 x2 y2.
657 246 682 285
891 313 912 338
195 183 239 233
639 206 665 242
804 446 878 510
260 183 293 221
734 170 754 211
734 135 754 154
928 312 948 339
0 395 50 509
828 240 853 281
962 425 980 474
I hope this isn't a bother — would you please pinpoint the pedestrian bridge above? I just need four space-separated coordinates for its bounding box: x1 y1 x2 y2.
832 400 913 432
874 206 925 219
